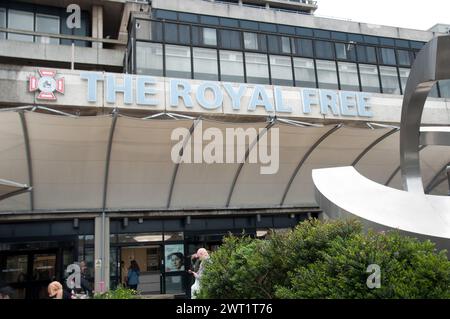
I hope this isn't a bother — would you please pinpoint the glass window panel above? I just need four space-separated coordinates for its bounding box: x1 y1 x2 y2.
397 50 412 66
335 43 356 60
338 62 360 91
395 39 410 48
348 34 363 43
203 28 217 46
379 48 396 65
314 29 331 39
380 37 395 46
0 8 5 40
219 29 242 50
278 25 295 35
8 9 34 42
316 60 338 90
359 64 380 93
154 10 177 20
244 32 258 50
219 50 244 83
178 13 198 23
200 15 219 25
260 23 277 33
293 57 316 88
331 32 347 41
151 21 163 42
220 17 239 28
292 38 313 57
245 52 269 84
136 42 163 76
281 37 291 54
240 20 259 30
178 24 190 44
315 41 334 59
193 47 218 81
357 45 377 64
257 34 267 52
267 35 281 54
410 41 425 50
296 27 313 37
164 23 178 43
165 45 191 79
399 68 410 95
364 35 379 45
270 55 293 86
380 66 400 94
165 275 184 294
439 80 450 98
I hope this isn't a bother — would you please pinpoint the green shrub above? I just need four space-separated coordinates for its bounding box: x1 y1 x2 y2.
198 219 450 299
93 285 139 299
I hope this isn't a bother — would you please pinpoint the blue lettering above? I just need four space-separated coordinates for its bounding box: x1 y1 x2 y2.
339 91 358 117
223 83 246 110
106 74 133 104
80 72 103 103
196 82 223 110
274 87 292 113
170 79 193 108
319 90 339 116
248 85 274 112
137 76 159 106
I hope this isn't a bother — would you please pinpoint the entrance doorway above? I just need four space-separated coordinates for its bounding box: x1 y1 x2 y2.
0 250 57 299
117 245 162 294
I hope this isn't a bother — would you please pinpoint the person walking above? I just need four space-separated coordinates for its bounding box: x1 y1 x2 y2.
126 260 140 291
188 248 209 299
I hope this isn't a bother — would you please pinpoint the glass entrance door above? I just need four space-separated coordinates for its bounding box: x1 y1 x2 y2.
0 250 57 299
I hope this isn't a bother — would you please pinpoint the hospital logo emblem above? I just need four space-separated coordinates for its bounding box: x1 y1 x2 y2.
29 69 65 100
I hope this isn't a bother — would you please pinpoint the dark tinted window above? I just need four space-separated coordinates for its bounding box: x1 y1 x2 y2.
395 39 410 48
397 49 412 66
410 41 425 50
278 25 296 35
164 23 178 43
379 48 396 65
292 38 313 57
178 13 198 23
154 9 177 20
267 35 281 54
331 32 347 41
220 29 242 49
240 20 259 30
348 34 363 43
200 15 219 25
220 17 239 27
296 27 313 37
364 35 379 45
379 37 395 46
315 40 334 59
357 45 377 63
260 23 277 32
314 29 331 39
335 43 356 61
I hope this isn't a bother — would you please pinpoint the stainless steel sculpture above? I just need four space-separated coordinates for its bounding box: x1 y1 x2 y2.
313 35 450 240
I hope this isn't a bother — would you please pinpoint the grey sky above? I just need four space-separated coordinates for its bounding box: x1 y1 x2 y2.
315 0 449 31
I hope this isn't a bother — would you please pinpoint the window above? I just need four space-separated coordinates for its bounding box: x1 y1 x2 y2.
281 37 291 54
178 13 198 23
245 52 269 84
357 45 377 64
0 8 5 40
260 23 277 33
164 22 178 43
220 17 239 28
136 42 163 76
315 41 334 59
379 66 400 94
220 29 242 50
267 35 280 54
314 29 331 39
292 38 313 57
178 24 190 44
397 50 412 66
293 57 316 88
379 48 396 65
331 32 347 41
8 9 34 42
200 15 219 26
335 43 356 61
240 20 258 30
270 55 293 86
338 62 359 91
278 25 295 35
395 39 410 48
359 64 380 93
399 68 410 95
36 14 60 44
439 80 450 98
219 50 244 83
316 60 338 90
154 9 177 20
203 28 217 46
244 32 258 50
193 47 218 81
165 45 191 79
151 21 163 42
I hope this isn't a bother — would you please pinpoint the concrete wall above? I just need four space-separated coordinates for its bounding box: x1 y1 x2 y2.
151 0 438 42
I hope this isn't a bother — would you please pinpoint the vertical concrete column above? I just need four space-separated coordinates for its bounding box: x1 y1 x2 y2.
94 215 110 292
92 5 103 49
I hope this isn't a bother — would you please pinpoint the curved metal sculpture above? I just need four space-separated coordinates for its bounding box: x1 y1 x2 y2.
312 35 450 240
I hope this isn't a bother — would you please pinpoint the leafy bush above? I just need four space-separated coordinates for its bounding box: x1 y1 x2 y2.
198 219 450 299
94 285 139 299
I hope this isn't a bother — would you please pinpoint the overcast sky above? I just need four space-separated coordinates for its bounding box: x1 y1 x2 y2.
315 0 449 31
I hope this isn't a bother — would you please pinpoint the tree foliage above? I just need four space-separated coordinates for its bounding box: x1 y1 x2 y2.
198 219 450 299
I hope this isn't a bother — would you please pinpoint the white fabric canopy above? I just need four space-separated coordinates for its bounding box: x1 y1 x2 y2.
0 110 448 212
